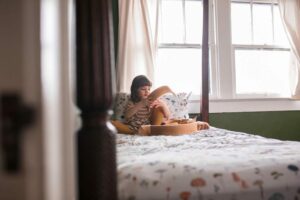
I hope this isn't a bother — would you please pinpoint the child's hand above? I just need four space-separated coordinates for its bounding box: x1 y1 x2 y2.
149 99 164 109
150 100 170 120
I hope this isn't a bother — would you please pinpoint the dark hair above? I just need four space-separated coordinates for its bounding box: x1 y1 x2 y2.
130 75 152 103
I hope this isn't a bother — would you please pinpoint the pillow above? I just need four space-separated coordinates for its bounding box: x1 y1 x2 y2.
159 92 191 120
112 92 191 122
112 93 131 122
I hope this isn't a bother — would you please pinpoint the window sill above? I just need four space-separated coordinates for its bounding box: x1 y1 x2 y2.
188 98 300 113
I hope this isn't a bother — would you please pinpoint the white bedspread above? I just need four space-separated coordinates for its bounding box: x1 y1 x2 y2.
117 127 300 200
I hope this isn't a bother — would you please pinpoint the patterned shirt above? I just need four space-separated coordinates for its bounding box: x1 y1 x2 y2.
124 100 151 133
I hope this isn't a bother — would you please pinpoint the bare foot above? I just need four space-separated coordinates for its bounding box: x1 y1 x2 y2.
197 121 210 130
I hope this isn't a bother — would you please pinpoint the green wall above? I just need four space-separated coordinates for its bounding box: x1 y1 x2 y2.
208 111 300 141
111 1 300 141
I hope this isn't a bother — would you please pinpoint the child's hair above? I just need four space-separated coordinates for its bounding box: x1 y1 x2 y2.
130 75 152 103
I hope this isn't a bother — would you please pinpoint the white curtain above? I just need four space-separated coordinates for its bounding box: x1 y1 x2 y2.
117 0 160 92
278 0 300 99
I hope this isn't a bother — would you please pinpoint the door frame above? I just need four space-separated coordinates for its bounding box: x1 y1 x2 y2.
22 0 76 199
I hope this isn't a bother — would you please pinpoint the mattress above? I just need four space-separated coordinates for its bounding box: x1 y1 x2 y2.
117 127 300 200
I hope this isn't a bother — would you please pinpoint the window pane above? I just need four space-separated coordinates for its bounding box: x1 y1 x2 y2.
253 4 273 44
235 49 291 96
274 6 290 46
231 3 251 44
155 48 202 94
160 0 184 43
185 0 202 44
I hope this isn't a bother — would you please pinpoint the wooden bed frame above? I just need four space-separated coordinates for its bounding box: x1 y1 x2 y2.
75 0 209 199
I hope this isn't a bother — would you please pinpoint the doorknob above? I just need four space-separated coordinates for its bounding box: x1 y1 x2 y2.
0 93 35 173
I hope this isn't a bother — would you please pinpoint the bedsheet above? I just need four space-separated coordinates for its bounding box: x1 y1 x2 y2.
117 127 300 200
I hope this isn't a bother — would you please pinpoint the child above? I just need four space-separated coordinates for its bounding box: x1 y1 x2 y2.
112 75 170 134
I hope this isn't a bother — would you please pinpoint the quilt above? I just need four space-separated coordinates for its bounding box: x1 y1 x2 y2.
117 127 300 200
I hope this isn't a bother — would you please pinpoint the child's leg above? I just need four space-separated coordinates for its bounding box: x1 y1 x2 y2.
111 120 134 134
150 107 164 125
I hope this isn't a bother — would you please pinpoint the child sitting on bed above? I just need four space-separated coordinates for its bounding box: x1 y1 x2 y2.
111 75 170 135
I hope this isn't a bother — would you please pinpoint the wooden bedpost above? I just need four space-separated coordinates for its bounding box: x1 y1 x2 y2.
75 0 117 199
201 0 209 123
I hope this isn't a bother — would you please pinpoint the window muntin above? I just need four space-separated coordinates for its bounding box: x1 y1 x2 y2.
231 1 290 46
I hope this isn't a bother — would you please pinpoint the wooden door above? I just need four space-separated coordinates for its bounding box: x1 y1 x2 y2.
0 0 44 199
0 0 75 199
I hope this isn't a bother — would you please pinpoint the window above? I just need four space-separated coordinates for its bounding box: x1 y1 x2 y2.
231 0 291 98
155 0 214 95
155 0 293 98
154 0 297 112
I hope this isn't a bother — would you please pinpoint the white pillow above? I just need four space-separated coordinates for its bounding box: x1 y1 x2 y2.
159 92 191 120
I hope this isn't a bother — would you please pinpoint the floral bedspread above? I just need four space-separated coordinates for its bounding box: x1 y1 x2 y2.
117 127 300 200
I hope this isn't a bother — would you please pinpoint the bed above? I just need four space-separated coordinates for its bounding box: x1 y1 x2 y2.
117 128 300 200
113 92 300 200
74 0 300 199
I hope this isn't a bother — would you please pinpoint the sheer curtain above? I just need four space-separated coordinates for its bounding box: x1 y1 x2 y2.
117 0 160 92
278 0 300 99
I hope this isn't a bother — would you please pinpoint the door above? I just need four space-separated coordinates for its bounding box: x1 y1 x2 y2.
0 0 75 199
0 0 44 199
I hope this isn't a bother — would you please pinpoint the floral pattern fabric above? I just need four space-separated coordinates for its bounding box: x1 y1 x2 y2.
113 92 190 122
117 127 300 200
159 92 190 120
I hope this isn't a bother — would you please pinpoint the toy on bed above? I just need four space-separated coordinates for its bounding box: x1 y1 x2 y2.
112 86 208 136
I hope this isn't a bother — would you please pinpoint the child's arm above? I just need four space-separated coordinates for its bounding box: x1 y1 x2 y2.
150 99 170 119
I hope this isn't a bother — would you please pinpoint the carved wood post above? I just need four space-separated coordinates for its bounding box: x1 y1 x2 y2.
76 0 117 199
201 0 209 123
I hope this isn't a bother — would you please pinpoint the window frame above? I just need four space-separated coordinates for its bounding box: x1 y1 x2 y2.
157 0 300 113
157 0 218 97
211 0 299 112
230 0 292 99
